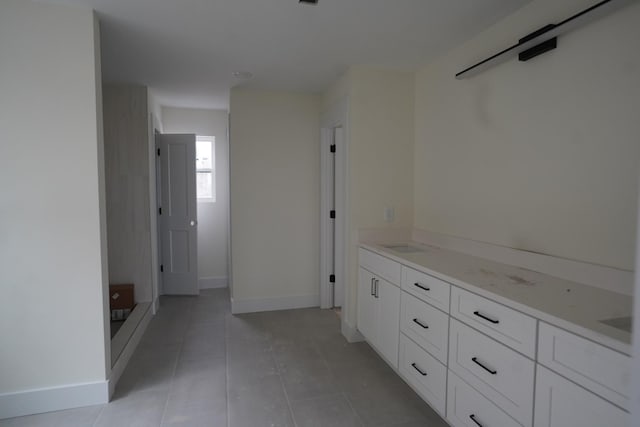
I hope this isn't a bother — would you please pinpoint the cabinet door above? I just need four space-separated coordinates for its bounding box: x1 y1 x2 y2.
357 267 376 343
376 277 400 368
534 366 628 427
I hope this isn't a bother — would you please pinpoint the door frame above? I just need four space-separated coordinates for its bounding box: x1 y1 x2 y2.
320 97 349 312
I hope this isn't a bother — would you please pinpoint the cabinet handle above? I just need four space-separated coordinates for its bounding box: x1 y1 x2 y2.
412 318 429 329
472 357 497 375
371 278 375 296
374 279 379 299
414 282 430 292
469 414 483 427
473 311 499 324
411 362 427 376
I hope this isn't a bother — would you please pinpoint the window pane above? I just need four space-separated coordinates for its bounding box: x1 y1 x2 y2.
196 171 213 199
195 136 216 201
196 138 213 170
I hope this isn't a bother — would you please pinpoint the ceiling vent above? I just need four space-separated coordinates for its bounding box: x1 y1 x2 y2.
299 0 318 4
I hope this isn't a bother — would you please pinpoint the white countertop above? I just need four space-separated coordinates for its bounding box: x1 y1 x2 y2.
361 241 633 356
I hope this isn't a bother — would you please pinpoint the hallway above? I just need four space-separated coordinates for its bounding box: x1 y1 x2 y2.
1 289 447 426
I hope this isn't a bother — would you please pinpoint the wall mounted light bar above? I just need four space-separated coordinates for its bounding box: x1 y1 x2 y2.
455 0 636 80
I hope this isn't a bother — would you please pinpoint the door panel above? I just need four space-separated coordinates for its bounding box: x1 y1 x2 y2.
377 278 400 368
157 134 198 295
357 267 376 343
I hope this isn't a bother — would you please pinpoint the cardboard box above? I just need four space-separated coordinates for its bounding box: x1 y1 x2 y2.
109 284 134 311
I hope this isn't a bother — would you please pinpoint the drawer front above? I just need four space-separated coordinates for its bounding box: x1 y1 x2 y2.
449 319 534 426
399 334 447 416
447 371 521 427
450 287 536 357
400 291 449 364
537 322 630 410
534 366 628 427
359 248 401 285
401 266 451 312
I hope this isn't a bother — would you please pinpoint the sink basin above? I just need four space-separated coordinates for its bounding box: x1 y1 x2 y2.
382 244 424 254
599 316 633 333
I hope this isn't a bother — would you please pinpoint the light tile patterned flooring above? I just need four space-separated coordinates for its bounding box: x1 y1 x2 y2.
1 289 448 427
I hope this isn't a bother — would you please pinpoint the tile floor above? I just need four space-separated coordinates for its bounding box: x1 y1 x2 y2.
0 289 448 427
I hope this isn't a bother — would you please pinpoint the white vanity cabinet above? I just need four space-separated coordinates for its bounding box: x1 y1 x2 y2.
357 260 401 368
357 244 631 427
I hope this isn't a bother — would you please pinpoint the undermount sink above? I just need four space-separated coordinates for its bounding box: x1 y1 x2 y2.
382 244 425 254
599 316 633 333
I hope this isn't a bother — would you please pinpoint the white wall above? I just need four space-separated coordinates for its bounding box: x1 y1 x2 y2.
161 107 230 288
322 66 415 332
414 0 640 272
229 89 320 310
0 0 108 411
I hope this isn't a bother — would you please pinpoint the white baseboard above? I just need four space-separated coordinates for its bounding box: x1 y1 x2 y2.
109 302 153 398
199 276 228 289
0 381 108 420
341 319 364 343
231 294 319 314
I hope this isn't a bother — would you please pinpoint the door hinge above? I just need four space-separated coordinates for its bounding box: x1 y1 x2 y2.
330 210 336 219
157 148 160 156
329 274 335 283
330 144 336 153
158 207 162 215
160 264 164 273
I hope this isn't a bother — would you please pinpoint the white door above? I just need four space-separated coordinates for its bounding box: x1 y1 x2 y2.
376 278 400 368
357 267 376 343
157 134 198 295
320 126 345 309
534 366 628 427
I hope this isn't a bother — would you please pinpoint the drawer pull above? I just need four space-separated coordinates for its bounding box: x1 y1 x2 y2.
473 311 499 324
472 357 497 375
412 318 429 329
370 278 375 296
414 282 430 292
411 362 427 376
469 414 483 427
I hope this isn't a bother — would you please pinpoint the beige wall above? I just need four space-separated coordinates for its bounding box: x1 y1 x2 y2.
162 107 230 285
323 66 415 331
229 89 320 303
0 0 108 394
414 0 640 271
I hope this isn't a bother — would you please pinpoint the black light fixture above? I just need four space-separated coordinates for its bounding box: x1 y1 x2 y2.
456 0 635 79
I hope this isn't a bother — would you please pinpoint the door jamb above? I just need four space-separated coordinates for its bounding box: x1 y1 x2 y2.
320 97 349 326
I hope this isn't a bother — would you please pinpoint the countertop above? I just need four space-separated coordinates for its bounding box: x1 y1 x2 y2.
360 241 633 356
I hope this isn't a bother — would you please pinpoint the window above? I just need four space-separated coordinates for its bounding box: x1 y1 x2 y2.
196 136 215 201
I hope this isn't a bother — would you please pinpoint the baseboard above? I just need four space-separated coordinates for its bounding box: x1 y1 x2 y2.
109 303 153 398
199 276 228 289
341 319 364 343
0 381 108 420
231 294 319 314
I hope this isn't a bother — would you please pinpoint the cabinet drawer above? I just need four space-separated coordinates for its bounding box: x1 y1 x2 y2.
401 266 450 312
534 366 628 427
449 319 534 426
359 248 401 285
450 287 536 357
399 334 447 416
447 371 521 427
400 292 449 364
537 322 630 410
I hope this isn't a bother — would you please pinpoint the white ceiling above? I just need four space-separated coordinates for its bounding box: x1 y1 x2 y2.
41 0 531 109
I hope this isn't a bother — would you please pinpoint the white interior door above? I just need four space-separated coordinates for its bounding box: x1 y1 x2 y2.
320 126 345 309
157 134 198 295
